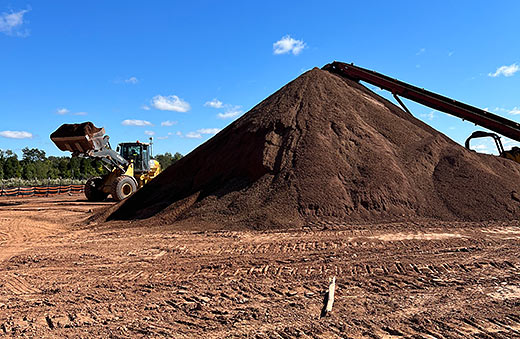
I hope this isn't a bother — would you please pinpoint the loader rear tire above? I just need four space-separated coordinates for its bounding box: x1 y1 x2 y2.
84 176 108 202
111 175 137 201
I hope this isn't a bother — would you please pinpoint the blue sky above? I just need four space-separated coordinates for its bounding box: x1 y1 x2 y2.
1 1 519 157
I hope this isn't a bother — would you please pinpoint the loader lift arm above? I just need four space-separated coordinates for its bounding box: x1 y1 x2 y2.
85 138 129 173
322 61 520 144
50 124 129 172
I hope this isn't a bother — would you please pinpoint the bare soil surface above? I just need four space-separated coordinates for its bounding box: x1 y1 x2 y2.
1 195 520 338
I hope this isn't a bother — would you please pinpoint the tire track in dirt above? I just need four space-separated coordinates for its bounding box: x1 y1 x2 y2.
111 269 147 281
0 196 108 263
0 229 10 246
224 258 518 280
2 273 40 295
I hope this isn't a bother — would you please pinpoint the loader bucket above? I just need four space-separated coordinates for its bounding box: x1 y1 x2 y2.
50 122 106 155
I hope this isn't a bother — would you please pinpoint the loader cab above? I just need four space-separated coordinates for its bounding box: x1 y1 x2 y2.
465 130 520 164
118 142 151 173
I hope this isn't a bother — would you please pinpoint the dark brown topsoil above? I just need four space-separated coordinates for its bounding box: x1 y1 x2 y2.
50 122 103 139
106 68 520 230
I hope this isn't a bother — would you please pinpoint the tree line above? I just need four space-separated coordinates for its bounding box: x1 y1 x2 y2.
0 147 182 181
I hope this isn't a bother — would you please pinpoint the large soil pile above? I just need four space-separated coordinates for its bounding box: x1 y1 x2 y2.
107 68 520 229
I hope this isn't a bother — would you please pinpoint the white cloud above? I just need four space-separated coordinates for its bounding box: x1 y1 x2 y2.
420 111 435 120
502 138 520 148
141 105 150 111
56 107 87 115
182 128 219 139
121 119 153 126
488 63 519 77
185 131 202 139
144 130 155 136
273 35 305 55
217 106 242 119
0 130 33 139
475 143 496 154
124 76 138 84
492 106 520 115
161 120 178 126
471 144 494 155
204 98 223 108
56 108 69 115
510 107 520 115
156 136 169 140
416 48 426 56
0 9 30 37
197 128 221 135
151 95 190 112
206 100 243 119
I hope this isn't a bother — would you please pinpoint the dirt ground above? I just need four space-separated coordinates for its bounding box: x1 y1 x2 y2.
1 195 520 338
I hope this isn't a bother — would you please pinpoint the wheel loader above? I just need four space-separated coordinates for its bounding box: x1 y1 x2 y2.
50 122 161 201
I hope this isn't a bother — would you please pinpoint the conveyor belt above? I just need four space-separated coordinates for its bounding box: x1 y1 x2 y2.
323 61 520 142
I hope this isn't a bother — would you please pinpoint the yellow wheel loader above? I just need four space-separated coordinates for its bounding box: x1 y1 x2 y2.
50 122 161 201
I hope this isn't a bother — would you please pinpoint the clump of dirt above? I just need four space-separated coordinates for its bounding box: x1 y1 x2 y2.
106 68 520 230
50 122 103 139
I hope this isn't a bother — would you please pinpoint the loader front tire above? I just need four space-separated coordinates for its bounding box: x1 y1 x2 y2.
111 175 137 201
84 176 108 202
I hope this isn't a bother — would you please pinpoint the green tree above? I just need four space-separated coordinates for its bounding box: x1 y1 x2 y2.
45 159 60 179
155 152 183 170
173 152 183 162
36 159 53 179
0 147 112 182
22 147 46 162
22 162 37 180
0 151 4 180
79 158 97 179
4 155 22 179
69 157 81 179
20 147 49 179
56 157 72 178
